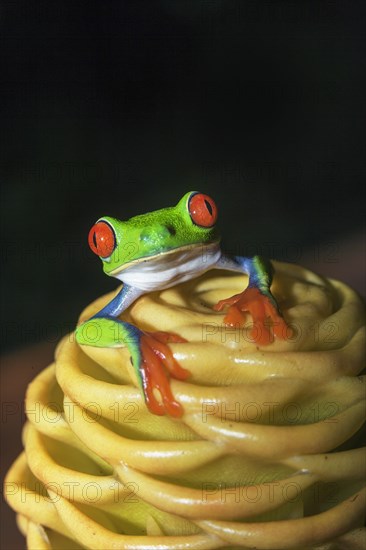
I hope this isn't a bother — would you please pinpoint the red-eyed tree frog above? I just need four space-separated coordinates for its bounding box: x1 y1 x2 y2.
76 192 291 417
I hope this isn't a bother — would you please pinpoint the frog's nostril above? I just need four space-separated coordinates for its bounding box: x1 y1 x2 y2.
166 225 176 236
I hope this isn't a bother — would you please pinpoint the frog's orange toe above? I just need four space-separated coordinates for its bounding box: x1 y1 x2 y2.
213 293 241 312
223 305 247 327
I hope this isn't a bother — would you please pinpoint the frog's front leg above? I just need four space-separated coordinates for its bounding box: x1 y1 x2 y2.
75 285 190 417
213 255 291 345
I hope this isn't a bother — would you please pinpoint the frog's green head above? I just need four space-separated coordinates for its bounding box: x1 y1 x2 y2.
88 191 220 276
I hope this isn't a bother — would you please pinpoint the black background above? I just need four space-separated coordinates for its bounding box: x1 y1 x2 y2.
1 0 365 352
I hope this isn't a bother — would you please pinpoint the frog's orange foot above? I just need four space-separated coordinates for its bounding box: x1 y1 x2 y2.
213 287 292 345
139 331 190 417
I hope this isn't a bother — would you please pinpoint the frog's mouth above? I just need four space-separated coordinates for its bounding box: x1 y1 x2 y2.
108 241 222 292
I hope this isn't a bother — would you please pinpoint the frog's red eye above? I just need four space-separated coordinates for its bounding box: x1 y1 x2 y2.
88 221 116 258
188 193 218 228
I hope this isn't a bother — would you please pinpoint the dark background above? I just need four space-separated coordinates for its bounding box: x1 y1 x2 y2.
0 2 365 548
1 1 365 349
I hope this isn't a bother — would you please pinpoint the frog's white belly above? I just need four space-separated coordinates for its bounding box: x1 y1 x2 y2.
114 242 221 292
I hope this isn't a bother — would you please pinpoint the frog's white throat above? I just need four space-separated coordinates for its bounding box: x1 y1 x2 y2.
114 242 221 292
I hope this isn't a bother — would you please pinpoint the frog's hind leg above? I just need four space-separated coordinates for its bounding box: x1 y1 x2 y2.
139 332 189 417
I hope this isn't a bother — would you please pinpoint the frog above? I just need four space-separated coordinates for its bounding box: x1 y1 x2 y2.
76 191 291 417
